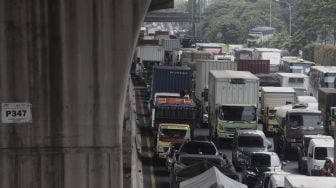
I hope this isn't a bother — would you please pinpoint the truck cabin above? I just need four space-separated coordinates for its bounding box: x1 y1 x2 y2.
286 111 323 130
218 105 257 122
158 124 190 143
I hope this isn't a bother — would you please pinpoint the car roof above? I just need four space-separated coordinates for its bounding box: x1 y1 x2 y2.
236 129 265 136
310 138 334 147
251 151 278 156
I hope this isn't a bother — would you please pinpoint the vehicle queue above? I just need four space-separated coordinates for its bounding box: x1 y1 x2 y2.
133 29 336 188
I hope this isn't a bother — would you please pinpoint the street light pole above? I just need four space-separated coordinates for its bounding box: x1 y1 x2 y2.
276 0 292 36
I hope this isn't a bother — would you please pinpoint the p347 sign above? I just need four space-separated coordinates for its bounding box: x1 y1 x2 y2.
1 103 32 123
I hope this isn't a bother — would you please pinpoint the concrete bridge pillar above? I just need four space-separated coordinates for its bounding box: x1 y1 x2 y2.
0 0 150 187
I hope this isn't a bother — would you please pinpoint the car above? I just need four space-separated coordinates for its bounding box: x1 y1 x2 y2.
260 171 290 188
321 157 334 176
307 137 334 176
241 152 283 188
232 130 272 171
296 135 332 174
169 140 237 188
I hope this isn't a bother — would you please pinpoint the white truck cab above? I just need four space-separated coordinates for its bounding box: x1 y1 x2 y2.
307 137 334 176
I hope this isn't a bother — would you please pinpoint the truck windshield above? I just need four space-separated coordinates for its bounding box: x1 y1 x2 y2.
219 106 256 121
159 129 187 139
323 73 336 88
287 114 322 128
251 154 270 167
314 147 334 160
238 136 264 147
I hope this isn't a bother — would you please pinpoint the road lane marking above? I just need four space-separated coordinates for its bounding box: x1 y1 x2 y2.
138 89 156 188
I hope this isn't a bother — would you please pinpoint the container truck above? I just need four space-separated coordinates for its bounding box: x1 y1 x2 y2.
151 66 191 99
318 88 336 136
279 56 315 75
208 70 259 141
180 49 211 65
155 123 191 159
195 60 237 125
260 87 296 134
236 59 270 74
152 97 197 143
276 73 309 96
247 26 275 47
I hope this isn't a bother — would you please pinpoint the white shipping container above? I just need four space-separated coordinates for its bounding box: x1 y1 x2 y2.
162 39 181 52
137 45 164 62
195 60 237 100
261 87 296 110
209 70 259 106
155 34 170 45
276 73 309 96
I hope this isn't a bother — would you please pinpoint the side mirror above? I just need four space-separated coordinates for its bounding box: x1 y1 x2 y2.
282 161 287 166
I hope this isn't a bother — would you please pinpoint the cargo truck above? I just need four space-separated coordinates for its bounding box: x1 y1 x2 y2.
152 97 197 142
318 88 336 136
195 60 237 125
208 70 259 141
260 87 296 134
276 73 309 96
254 48 282 73
274 104 325 159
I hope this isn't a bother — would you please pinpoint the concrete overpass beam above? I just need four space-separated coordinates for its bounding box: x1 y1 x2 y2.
0 0 151 187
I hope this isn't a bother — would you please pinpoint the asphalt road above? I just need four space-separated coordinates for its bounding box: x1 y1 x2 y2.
133 78 300 188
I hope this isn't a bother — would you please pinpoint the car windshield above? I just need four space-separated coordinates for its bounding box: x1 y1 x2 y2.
287 114 322 128
159 129 187 139
180 142 217 155
251 154 281 167
251 154 270 167
238 136 264 147
219 106 256 121
314 147 334 160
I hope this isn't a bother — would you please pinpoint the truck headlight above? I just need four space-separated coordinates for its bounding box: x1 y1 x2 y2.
246 171 256 177
313 165 321 170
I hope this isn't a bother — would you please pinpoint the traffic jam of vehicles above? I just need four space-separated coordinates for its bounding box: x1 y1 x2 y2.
131 28 336 188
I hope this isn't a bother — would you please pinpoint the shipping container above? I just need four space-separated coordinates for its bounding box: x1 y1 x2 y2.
237 59 270 74
209 70 259 106
318 88 336 135
254 48 282 72
151 66 191 98
162 39 181 52
276 73 309 96
195 60 237 101
136 45 164 62
261 87 296 111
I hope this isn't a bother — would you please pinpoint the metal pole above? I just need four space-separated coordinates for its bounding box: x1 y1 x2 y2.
270 1 272 27
288 1 292 36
